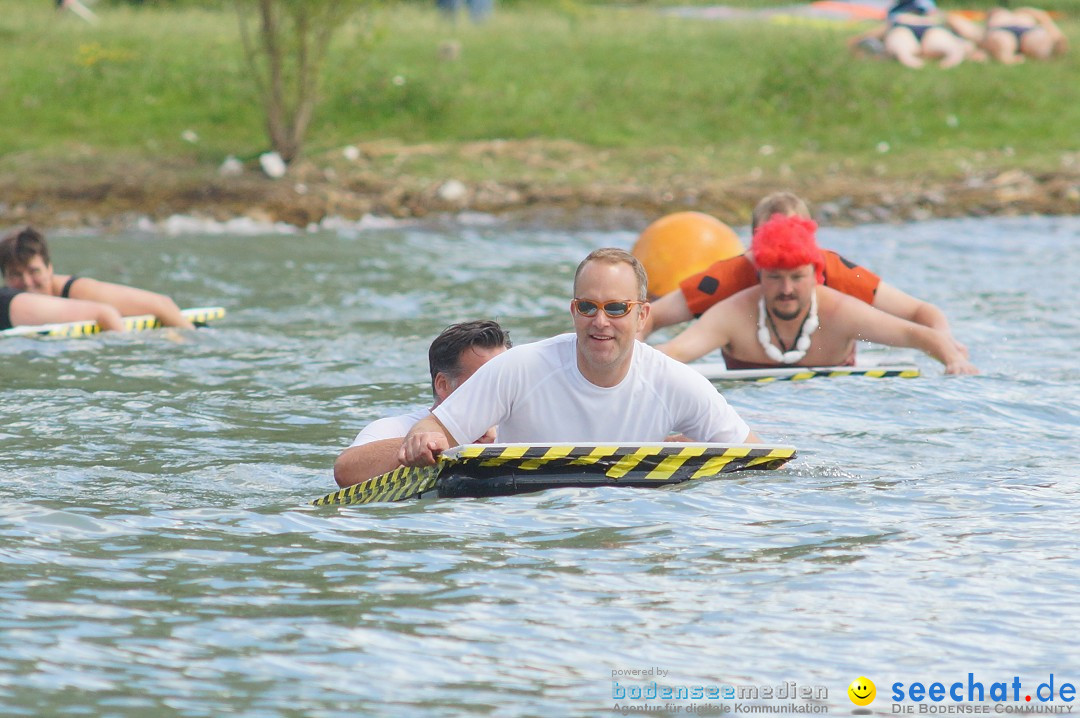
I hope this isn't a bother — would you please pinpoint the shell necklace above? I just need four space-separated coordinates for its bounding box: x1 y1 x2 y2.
756 291 819 364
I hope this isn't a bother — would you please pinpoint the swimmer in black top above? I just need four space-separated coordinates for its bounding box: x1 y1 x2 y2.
0 285 123 332
1 227 194 329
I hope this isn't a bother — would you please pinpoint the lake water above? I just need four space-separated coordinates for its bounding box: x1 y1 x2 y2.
1 214 1078 716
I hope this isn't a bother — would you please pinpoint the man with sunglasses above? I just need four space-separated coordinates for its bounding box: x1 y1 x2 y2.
1 284 124 333
399 248 759 468
334 320 512 487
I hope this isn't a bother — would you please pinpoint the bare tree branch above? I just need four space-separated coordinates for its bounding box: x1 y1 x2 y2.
234 0 365 165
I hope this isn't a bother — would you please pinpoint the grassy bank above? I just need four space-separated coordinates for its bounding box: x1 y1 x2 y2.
0 0 1077 221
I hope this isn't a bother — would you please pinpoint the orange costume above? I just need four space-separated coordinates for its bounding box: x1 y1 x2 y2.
678 251 880 317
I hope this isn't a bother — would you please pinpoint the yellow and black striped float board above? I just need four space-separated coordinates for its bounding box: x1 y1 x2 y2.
0 306 226 339
692 363 920 383
313 464 443 506
312 443 797 506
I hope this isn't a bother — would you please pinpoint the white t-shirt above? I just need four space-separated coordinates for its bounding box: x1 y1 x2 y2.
350 407 430 447
433 333 750 444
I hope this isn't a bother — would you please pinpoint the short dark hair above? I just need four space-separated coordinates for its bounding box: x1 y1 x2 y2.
428 320 512 398
0 227 50 277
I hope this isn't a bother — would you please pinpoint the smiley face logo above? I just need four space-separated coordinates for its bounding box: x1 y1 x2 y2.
848 677 876 706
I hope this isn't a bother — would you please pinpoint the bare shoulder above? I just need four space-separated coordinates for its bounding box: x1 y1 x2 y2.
63 275 104 292
50 273 76 294
817 285 867 320
726 284 762 307
68 276 152 299
816 284 847 307
702 284 759 322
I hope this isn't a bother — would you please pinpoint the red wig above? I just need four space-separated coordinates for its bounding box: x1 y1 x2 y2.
751 214 825 284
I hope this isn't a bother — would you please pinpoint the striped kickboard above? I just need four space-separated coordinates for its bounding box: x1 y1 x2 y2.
1 306 226 339
693 363 920 383
312 442 797 506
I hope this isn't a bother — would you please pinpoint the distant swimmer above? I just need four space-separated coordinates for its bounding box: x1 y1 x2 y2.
656 214 978 375
399 248 759 469
1 227 195 329
639 191 968 361
333 320 512 487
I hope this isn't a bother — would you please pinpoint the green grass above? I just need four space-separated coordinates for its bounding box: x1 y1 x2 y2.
0 0 1077 184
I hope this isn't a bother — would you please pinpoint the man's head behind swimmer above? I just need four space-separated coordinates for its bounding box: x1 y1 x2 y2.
751 192 812 234
428 320 512 403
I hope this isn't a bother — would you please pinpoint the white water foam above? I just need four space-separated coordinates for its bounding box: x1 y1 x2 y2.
136 213 426 237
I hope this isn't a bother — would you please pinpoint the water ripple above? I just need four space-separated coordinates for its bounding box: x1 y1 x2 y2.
1 216 1078 715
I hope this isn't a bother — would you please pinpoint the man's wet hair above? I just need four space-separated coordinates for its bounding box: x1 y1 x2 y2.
428 320 512 398
0 227 50 277
751 193 812 234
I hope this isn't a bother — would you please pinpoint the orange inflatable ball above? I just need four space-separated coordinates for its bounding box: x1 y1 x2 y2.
631 212 744 298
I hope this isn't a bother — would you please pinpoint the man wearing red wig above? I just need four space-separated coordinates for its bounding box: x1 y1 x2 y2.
657 214 978 375
639 192 966 362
